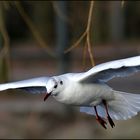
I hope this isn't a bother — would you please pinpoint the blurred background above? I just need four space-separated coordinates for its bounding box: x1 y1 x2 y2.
0 1 140 138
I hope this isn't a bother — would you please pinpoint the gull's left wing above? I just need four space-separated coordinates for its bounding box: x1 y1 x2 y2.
0 77 50 94
70 55 140 83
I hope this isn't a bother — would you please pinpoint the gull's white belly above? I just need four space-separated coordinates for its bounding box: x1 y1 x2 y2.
53 83 114 106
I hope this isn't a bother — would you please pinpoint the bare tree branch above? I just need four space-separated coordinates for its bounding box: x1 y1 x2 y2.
86 1 95 66
65 1 95 66
52 1 70 23
86 1 94 32
14 1 55 57
0 2 10 80
64 31 86 53
82 42 87 68
121 1 125 8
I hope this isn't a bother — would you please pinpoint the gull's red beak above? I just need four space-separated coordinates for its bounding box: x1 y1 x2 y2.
44 93 51 101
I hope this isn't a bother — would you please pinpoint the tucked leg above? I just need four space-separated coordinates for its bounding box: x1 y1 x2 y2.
94 106 107 129
102 100 115 128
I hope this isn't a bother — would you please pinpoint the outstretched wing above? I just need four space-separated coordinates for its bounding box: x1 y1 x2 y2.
0 77 50 94
71 56 140 83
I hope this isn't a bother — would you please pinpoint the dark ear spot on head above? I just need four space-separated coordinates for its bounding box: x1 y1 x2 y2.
54 85 57 88
60 81 63 85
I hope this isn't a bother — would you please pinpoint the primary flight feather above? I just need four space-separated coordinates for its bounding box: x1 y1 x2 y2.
0 55 140 129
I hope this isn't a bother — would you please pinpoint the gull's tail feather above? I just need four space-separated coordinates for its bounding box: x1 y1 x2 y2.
80 90 140 120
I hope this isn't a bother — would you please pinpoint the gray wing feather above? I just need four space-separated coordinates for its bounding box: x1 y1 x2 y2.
19 87 47 94
82 66 140 83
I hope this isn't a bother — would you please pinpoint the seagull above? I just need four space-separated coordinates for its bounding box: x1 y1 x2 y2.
0 56 140 129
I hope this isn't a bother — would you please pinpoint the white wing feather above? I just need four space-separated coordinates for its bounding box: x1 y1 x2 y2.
72 56 140 82
0 77 49 91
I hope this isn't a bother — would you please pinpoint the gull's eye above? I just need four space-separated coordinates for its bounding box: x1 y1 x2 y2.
60 81 63 85
54 85 57 89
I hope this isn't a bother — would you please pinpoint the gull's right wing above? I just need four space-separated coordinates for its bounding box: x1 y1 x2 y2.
0 77 50 94
69 55 140 83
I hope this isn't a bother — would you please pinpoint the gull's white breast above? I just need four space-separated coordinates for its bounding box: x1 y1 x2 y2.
53 81 114 106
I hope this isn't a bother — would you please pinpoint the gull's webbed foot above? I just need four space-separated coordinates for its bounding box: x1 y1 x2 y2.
102 99 115 128
96 116 107 129
107 115 115 128
94 106 107 129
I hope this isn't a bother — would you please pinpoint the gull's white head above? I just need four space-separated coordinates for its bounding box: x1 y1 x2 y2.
44 77 64 101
